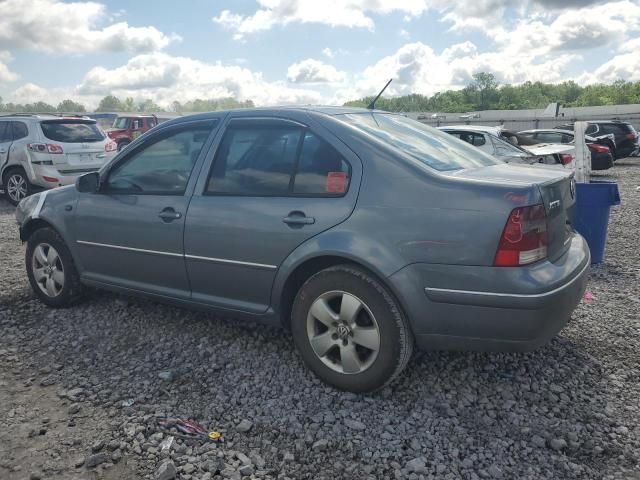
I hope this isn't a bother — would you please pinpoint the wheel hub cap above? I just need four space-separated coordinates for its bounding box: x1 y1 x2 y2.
306 291 381 375
32 243 64 298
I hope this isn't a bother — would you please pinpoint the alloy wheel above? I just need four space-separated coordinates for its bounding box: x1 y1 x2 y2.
7 173 27 203
32 243 65 298
306 291 381 374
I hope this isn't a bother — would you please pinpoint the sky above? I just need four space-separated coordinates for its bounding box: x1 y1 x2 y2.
0 0 639 109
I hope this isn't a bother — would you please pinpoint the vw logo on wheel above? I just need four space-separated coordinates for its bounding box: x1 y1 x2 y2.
336 324 351 339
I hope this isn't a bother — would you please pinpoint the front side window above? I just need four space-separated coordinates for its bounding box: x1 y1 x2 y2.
112 117 129 129
106 122 215 195
536 132 564 144
341 113 501 171
40 121 104 143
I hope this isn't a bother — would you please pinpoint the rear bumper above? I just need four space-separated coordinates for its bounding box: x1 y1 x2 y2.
389 233 590 352
591 152 613 171
28 164 102 188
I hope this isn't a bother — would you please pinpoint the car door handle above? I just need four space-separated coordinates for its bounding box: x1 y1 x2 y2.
283 211 315 226
158 208 182 222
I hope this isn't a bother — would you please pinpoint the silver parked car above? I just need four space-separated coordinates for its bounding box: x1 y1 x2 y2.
15 107 590 392
439 125 575 167
0 114 117 205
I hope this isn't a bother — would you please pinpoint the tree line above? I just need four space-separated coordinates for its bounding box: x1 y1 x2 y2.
2 74 640 114
0 96 255 114
345 73 640 112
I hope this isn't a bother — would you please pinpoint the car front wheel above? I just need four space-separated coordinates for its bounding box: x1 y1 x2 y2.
26 228 84 307
291 265 413 393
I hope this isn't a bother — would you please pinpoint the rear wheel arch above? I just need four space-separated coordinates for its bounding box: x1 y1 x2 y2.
277 254 409 331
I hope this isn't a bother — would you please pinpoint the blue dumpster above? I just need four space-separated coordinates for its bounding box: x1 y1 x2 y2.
574 180 620 264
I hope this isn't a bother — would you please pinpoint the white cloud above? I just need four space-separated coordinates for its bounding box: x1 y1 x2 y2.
74 53 321 107
0 0 179 54
213 0 431 39
334 41 578 104
322 48 335 59
287 59 346 83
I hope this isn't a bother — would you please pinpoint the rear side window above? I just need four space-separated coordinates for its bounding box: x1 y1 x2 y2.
40 121 105 143
208 125 301 195
0 122 11 143
12 121 28 140
585 124 598 135
206 124 351 196
446 131 486 147
293 132 350 195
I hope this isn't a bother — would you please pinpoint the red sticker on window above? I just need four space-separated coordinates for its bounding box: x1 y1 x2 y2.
326 171 347 193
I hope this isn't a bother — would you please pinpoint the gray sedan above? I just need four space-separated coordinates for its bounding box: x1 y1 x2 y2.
15 107 590 392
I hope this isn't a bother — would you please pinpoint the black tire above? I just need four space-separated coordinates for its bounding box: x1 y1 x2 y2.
3 167 32 206
291 265 413 393
117 140 130 152
26 227 84 308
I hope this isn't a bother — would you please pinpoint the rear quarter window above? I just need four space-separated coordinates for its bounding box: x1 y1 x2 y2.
40 121 105 143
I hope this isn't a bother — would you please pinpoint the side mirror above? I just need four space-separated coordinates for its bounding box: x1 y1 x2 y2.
75 172 100 193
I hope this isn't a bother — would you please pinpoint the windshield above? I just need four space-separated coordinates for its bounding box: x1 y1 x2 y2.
112 117 130 129
339 113 502 171
40 121 105 143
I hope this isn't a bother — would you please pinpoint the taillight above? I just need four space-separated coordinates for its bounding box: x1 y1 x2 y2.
105 141 117 152
588 143 609 153
42 176 59 183
494 204 548 266
559 153 572 165
28 143 64 154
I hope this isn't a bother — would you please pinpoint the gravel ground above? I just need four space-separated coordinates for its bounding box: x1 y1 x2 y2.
0 161 639 480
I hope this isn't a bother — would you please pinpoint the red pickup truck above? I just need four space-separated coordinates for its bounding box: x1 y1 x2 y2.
106 115 158 151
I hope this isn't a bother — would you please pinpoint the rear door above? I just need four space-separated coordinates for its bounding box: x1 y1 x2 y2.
184 113 361 313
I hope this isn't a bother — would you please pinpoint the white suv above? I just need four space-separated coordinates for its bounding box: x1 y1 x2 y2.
0 114 117 205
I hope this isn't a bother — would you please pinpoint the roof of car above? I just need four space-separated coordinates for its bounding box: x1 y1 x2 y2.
0 113 93 121
437 125 502 135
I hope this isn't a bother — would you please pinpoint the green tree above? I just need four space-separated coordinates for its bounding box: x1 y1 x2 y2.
57 99 86 113
137 99 162 112
96 95 124 112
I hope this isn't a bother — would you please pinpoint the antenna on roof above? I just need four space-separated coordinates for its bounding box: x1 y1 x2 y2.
367 78 393 110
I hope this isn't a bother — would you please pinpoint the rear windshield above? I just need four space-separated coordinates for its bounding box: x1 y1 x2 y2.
41 121 104 143
339 113 501 171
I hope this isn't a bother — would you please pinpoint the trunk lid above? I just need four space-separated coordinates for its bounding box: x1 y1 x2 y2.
537 174 576 262
446 163 576 263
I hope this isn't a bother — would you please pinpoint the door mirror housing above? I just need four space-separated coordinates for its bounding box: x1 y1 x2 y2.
75 172 100 193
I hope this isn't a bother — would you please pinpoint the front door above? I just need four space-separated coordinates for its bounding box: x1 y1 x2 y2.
73 119 219 298
184 116 361 313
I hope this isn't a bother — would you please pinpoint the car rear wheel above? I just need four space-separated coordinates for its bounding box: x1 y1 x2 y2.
291 265 413 392
3 168 31 206
26 228 84 307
